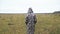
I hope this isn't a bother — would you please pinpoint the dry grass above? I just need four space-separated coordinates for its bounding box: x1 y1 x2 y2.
0 13 60 34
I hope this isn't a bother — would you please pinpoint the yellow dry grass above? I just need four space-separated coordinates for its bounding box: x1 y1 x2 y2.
0 13 60 34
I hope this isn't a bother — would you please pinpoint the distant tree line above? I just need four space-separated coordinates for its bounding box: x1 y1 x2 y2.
53 11 60 13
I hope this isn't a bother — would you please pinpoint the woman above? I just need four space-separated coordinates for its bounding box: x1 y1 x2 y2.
25 8 37 34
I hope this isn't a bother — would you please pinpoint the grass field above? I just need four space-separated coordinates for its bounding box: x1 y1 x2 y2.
0 13 60 34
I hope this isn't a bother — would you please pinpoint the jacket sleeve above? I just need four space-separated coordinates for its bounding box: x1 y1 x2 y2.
34 15 37 24
25 16 28 25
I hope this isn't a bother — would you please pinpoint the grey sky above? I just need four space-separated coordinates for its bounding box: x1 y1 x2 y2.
0 0 60 13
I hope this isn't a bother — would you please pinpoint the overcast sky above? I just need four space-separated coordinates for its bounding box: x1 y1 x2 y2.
0 0 60 13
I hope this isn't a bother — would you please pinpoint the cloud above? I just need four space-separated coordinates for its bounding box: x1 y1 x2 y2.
0 0 60 13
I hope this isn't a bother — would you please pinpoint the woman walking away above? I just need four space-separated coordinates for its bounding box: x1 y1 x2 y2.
25 8 37 34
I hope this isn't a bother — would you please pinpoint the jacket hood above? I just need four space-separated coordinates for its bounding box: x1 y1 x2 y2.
28 8 33 13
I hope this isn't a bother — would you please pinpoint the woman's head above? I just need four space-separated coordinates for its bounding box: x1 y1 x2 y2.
28 8 33 13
